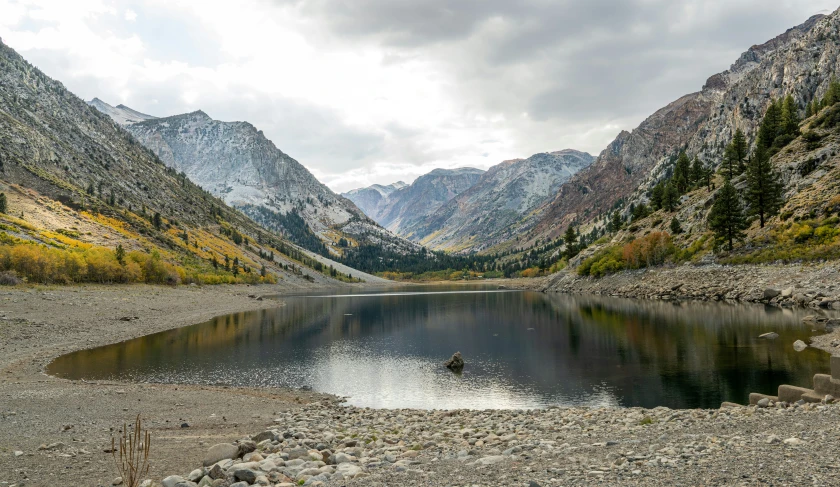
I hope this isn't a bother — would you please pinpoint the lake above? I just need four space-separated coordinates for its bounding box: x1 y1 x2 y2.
48 286 832 409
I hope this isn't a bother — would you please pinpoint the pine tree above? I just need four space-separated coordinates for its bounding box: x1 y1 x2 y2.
780 94 801 139
563 225 578 259
690 157 704 188
0 192 6 214
745 143 784 228
632 203 650 222
115 244 126 266
731 129 748 173
806 100 814 118
758 99 782 149
708 180 748 251
663 182 680 211
669 217 683 235
673 152 691 193
650 182 665 210
152 212 162 230
610 211 623 233
822 76 840 108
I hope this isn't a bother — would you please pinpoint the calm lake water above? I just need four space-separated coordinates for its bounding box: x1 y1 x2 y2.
48 286 834 409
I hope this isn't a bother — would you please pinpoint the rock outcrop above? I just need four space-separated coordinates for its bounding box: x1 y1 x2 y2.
443 351 465 371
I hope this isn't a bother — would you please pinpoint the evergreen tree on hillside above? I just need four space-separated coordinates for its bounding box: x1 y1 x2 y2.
563 225 578 259
708 180 748 251
781 94 801 137
673 152 691 193
731 129 748 173
670 217 683 235
0 192 6 214
610 211 623 233
152 212 162 230
745 143 784 228
650 182 665 210
690 156 704 188
821 77 840 109
758 99 782 148
663 182 680 212
115 244 125 266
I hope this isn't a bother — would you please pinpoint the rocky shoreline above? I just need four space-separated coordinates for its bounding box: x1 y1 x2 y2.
516 262 840 311
3 278 840 487
156 398 840 487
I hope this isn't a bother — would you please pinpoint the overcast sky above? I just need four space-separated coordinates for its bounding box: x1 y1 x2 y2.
1 1 836 192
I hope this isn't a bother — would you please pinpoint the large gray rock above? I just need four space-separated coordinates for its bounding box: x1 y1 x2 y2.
764 288 781 299
203 443 238 466
161 476 186 487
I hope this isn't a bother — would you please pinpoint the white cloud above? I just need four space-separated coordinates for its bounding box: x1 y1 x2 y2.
0 0 836 193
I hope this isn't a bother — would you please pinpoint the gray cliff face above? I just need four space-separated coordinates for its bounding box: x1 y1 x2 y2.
90 102 419 255
410 150 595 251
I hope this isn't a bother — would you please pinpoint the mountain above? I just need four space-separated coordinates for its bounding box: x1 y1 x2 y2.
89 103 418 257
343 168 485 235
0 38 369 286
87 97 157 126
342 181 406 219
408 150 595 251
522 13 832 247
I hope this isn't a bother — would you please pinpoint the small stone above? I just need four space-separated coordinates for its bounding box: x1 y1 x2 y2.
757 398 770 408
766 435 780 444
13 450 23 457
783 437 803 446
793 340 808 352
112 477 123 486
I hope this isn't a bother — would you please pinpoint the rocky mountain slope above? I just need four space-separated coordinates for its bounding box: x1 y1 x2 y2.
87 97 157 126
342 181 406 219
344 168 485 236
0 38 359 286
520 13 834 247
90 101 419 257
409 150 594 251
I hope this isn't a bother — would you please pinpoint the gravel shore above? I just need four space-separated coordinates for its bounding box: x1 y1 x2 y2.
527 262 840 310
2 280 840 487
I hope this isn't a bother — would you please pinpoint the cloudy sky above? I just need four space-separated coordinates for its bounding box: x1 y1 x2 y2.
1 0 836 192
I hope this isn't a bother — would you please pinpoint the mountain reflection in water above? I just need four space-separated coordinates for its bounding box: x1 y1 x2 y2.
48 288 833 409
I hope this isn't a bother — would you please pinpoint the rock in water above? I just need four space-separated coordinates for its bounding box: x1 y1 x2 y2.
759 332 779 339
444 351 465 371
793 340 807 352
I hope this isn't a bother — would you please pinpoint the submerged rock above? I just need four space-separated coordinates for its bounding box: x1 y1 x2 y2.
759 332 779 339
444 351 465 371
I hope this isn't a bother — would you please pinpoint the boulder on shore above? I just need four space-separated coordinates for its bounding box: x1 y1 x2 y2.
444 351 465 371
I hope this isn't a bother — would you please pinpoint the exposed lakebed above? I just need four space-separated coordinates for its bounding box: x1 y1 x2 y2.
48 287 830 409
